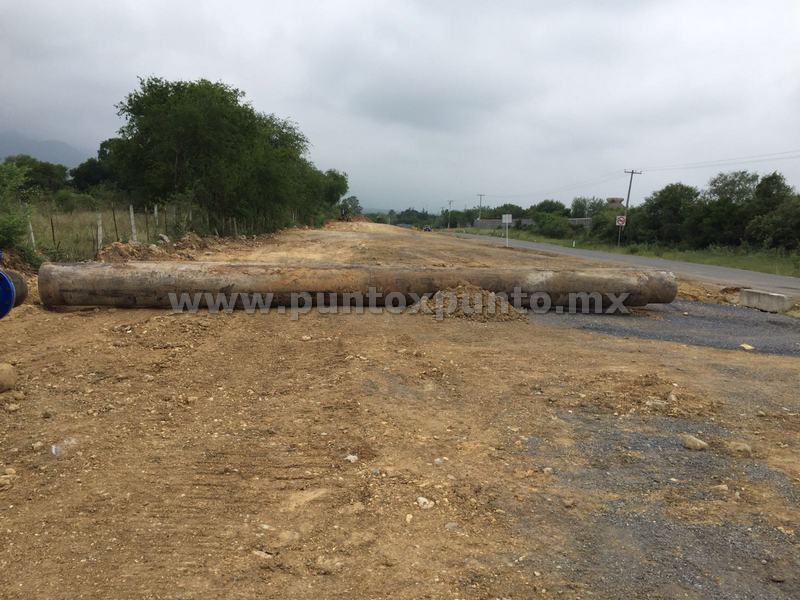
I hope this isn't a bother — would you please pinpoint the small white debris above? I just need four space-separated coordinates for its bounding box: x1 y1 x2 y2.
679 433 708 451
416 496 435 509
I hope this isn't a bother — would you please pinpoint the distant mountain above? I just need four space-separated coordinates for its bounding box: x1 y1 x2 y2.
0 131 90 168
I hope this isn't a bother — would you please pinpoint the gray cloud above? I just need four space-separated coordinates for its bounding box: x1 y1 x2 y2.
1 0 799 210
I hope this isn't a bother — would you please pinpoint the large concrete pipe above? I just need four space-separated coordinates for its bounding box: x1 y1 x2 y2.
39 261 677 309
5 270 28 307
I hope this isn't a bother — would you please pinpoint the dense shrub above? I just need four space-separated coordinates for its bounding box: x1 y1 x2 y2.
535 213 572 238
0 210 27 248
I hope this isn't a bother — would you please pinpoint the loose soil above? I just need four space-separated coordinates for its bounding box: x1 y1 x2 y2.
1 223 797 598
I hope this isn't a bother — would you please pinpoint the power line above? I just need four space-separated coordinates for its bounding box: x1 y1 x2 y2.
644 152 800 173
484 170 623 200
476 193 485 219
464 147 800 210
643 148 800 172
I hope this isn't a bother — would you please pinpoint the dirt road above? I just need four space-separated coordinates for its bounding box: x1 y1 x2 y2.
1 223 798 599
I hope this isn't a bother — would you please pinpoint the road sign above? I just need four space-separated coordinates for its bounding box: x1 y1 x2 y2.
615 215 627 227
501 214 512 247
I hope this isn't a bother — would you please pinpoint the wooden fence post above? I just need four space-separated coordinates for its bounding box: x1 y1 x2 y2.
27 217 36 251
96 212 104 251
112 204 120 241
129 205 138 243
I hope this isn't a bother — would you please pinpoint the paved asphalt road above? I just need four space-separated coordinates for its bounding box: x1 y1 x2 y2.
534 299 800 356
455 233 800 300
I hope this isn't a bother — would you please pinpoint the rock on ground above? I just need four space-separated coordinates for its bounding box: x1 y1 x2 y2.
0 363 16 393
679 433 708 450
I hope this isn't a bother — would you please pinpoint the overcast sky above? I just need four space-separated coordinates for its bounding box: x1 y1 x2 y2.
2 0 799 211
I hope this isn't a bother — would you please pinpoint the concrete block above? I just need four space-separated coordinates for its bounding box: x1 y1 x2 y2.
739 289 791 313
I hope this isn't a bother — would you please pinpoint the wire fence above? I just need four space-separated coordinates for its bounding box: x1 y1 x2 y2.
26 204 252 261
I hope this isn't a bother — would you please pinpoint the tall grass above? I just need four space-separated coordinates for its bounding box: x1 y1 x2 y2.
29 205 185 261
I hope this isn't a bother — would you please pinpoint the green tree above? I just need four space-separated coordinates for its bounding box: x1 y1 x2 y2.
322 170 349 206
3 154 68 192
338 195 362 218
0 162 30 206
534 212 572 238
695 171 759 246
112 77 262 205
394 208 434 227
587 198 608 217
745 195 800 249
92 76 346 231
639 183 700 245
0 162 31 249
570 197 589 218
483 203 525 219
748 172 794 218
70 158 109 191
706 170 759 205
529 199 569 216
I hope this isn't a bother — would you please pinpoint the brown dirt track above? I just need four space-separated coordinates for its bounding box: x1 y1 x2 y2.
1 223 798 599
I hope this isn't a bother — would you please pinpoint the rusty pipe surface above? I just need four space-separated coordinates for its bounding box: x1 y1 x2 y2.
38 261 677 308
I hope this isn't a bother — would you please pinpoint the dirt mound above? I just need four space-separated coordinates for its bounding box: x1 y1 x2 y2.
323 221 393 233
174 232 210 250
415 284 528 322
97 241 191 263
323 215 373 227
0 249 36 275
571 371 718 417
678 280 739 304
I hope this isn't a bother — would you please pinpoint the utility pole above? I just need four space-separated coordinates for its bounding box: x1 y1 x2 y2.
617 170 642 246
477 193 485 220
447 200 453 229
